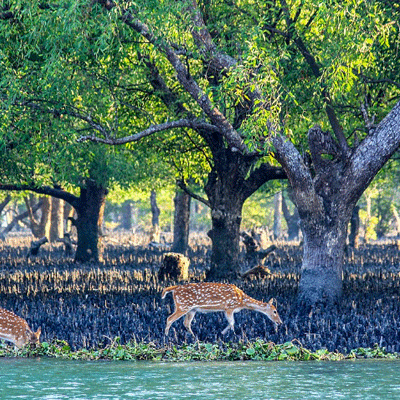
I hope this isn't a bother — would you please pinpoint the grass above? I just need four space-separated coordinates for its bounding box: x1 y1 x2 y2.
1 339 398 362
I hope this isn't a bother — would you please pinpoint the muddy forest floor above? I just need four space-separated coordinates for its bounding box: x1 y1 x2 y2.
1 234 400 355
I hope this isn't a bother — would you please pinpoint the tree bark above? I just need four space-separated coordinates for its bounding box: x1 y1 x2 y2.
25 195 51 238
0 200 42 240
298 213 348 306
273 192 282 240
207 200 243 280
282 193 300 241
121 200 133 231
149 190 160 242
348 205 360 249
0 195 11 216
172 188 191 254
49 197 64 242
273 100 400 306
73 180 107 263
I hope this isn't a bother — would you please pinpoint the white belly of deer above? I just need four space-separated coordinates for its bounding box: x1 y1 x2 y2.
192 306 244 313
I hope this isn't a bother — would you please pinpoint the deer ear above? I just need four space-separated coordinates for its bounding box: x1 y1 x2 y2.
268 298 275 306
36 327 41 337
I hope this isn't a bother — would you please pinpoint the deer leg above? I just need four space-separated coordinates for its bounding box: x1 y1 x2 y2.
221 310 235 335
165 309 187 336
183 311 196 336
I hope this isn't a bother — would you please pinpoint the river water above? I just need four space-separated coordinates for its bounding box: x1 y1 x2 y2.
0 358 399 399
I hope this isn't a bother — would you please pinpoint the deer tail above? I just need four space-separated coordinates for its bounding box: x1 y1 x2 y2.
161 285 178 299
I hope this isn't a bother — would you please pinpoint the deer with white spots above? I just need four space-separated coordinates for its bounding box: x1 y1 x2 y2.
161 282 283 336
0 307 41 349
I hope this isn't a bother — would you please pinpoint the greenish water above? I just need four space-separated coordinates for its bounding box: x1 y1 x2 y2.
0 358 399 399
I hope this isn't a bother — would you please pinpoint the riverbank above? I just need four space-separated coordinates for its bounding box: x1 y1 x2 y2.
1 338 399 361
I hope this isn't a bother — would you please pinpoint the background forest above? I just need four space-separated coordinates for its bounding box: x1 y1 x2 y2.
2 175 400 245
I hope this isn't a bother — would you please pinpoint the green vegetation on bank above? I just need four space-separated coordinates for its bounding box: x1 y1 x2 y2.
1 339 398 362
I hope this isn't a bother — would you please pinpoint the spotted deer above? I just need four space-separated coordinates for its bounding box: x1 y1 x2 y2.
0 307 41 349
162 282 283 336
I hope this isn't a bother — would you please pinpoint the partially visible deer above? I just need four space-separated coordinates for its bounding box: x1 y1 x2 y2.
0 307 41 349
162 282 283 336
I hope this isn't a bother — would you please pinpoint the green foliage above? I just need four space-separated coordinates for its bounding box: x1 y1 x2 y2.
1 0 400 224
0 0 211 197
242 189 276 230
358 157 400 240
105 185 176 232
1 339 397 362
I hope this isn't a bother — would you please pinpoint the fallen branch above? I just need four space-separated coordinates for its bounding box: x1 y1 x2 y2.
26 236 48 258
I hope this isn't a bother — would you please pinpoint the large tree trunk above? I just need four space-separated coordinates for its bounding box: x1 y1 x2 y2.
201 148 285 280
0 181 108 262
273 100 400 306
204 152 248 280
74 180 107 263
207 200 243 280
298 211 349 305
274 129 358 306
203 151 251 280
172 189 191 254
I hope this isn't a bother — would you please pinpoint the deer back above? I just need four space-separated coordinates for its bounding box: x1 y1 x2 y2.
172 282 245 310
0 307 40 348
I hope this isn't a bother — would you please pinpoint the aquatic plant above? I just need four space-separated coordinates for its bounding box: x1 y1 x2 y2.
1 339 398 362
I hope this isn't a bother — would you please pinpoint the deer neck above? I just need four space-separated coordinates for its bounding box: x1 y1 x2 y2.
242 295 266 312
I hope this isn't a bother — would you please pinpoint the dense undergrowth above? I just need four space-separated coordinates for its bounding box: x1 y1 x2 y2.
1 235 400 358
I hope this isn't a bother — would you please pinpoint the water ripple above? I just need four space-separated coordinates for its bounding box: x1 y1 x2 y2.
1 358 399 399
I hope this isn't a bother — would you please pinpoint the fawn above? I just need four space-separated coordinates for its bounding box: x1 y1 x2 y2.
0 307 41 349
162 282 283 336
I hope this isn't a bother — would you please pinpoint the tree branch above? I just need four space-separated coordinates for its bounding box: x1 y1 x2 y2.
0 200 43 240
176 179 211 208
78 119 220 145
0 185 79 208
243 163 287 200
355 71 400 89
348 100 400 197
17 99 111 138
276 0 350 158
272 131 314 194
138 53 220 149
185 1 237 73
0 195 11 215
116 9 247 153
139 53 190 118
